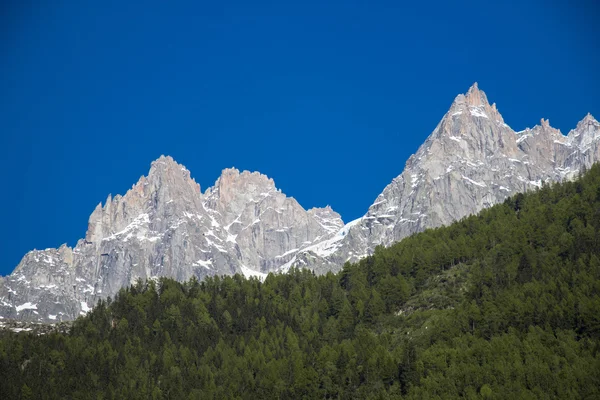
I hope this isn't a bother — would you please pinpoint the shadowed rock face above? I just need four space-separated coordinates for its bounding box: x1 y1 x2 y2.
1 84 598 322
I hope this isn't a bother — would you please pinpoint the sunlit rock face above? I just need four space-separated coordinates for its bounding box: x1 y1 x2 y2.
0 157 343 322
2 84 598 322
282 84 600 274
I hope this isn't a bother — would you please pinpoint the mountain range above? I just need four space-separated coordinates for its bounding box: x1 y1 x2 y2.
1 83 598 322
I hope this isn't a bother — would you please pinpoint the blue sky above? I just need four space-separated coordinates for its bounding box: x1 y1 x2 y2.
1 0 599 275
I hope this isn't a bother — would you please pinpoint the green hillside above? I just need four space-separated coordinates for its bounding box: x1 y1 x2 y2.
2 166 600 399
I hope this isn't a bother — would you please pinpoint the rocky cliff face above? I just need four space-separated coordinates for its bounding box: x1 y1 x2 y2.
280 84 600 273
0 158 342 322
1 83 598 322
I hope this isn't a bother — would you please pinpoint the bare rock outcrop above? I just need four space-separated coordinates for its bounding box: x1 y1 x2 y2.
0 157 342 322
283 84 599 273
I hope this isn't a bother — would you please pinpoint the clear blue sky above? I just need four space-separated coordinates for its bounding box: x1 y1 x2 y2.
1 0 598 275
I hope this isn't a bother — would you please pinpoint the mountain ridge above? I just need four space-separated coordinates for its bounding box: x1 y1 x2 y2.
1 83 598 322
280 84 599 273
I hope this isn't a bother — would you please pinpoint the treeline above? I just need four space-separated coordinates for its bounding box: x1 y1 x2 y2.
2 166 600 399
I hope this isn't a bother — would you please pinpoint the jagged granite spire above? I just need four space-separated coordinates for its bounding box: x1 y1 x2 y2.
0 159 343 322
281 85 600 273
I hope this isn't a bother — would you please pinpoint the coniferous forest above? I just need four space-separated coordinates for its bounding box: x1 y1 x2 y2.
2 166 600 399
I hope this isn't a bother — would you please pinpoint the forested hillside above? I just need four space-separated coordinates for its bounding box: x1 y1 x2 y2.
2 165 600 399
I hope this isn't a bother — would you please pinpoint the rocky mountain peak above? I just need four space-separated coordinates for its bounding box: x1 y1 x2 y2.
540 118 551 129
147 155 200 190
426 84 515 165
566 113 600 150
282 87 600 276
84 156 202 243
148 154 180 172
214 167 275 191
528 118 563 141
449 82 490 108
577 113 599 128
0 154 350 322
208 167 278 210
465 82 488 106
447 83 504 124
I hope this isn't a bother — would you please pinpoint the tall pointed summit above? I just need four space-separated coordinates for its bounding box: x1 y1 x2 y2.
0 156 344 322
464 82 488 106
447 83 504 124
279 84 600 274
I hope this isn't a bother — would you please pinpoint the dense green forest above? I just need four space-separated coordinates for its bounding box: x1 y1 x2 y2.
2 166 600 399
